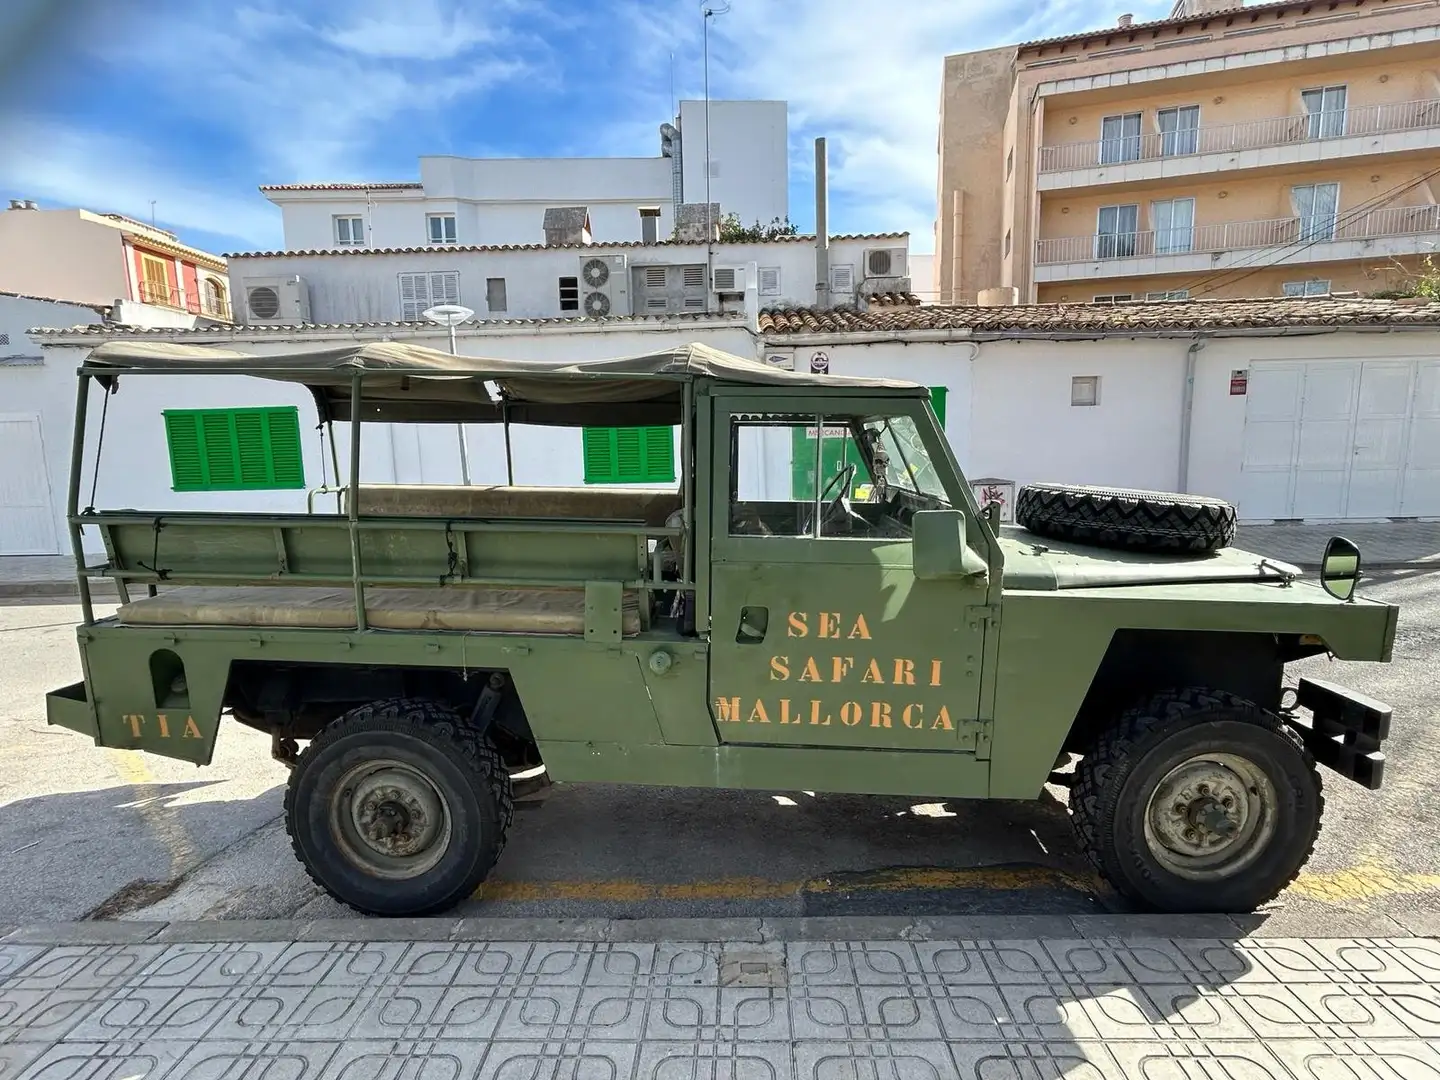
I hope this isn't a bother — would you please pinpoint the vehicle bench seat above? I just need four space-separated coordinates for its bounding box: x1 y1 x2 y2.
351 484 681 524
117 584 643 635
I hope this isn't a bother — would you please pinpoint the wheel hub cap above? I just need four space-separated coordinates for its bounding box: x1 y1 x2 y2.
330 759 452 880
1143 754 1277 881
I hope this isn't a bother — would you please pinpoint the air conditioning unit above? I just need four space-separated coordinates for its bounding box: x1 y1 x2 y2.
863 248 908 280
577 254 629 317
242 276 311 324
712 265 747 294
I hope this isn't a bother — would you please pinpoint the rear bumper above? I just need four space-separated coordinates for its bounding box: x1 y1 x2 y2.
46 681 98 739
1284 676 1390 789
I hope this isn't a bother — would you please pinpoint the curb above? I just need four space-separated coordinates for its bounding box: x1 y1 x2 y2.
3 910 1438 945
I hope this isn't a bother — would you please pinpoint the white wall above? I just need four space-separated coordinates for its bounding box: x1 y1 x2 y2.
678 100 789 228
229 236 892 324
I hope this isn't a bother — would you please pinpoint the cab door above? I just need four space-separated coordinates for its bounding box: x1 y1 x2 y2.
705 392 992 752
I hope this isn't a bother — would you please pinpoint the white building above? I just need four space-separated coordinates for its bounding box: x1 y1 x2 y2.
262 100 790 252
226 231 912 325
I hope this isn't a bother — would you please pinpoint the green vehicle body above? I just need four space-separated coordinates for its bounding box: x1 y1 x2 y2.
47 342 1397 811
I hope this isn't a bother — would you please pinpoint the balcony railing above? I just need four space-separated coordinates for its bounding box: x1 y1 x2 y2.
1035 203 1440 265
1039 99 1440 174
136 280 232 320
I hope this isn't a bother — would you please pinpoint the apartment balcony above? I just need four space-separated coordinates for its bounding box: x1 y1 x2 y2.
136 280 232 320
1037 100 1440 190
1033 203 1440 283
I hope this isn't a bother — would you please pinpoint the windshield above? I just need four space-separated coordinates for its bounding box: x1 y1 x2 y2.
865 416 951 506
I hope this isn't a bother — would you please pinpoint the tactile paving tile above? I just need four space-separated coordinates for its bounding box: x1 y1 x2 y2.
0 936 1435 1079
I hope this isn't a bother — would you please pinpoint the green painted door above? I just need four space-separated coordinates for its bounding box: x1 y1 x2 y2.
707 394 990 756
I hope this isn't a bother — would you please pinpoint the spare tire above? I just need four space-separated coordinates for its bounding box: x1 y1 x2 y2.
1015 483 1237 554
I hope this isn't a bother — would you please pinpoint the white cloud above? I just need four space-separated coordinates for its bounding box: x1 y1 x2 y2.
0 116 281 249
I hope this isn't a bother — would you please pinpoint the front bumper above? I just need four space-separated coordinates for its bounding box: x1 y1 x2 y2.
1285 676 1390 789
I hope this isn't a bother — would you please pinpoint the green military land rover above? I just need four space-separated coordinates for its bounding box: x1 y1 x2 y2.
46 341 1397 915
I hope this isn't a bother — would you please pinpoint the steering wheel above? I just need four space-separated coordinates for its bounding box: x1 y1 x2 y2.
817 462 857 526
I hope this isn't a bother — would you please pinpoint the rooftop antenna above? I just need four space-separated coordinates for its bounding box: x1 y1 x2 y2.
149 200 156 227
702 2 729 312
669 51 676 122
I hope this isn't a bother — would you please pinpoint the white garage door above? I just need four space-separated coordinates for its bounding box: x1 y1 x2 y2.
0 414 60 554
1239 360 1440 520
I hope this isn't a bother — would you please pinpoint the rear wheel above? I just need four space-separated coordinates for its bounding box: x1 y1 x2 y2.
285 698 513 916
1071 689 1322 912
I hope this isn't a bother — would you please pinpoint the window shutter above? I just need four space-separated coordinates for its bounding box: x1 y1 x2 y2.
614 428 644 478
201 412 239 487
582 428 618 483
163 411 205 490
399 273 426 319
929 386 948 427
641 426 675 482
430 271 459 306
162 407 304 491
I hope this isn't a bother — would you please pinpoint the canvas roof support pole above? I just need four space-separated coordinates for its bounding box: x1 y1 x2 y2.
811 413 824 539
503 405 514 486
327 420 343 513
67 372 94 626
348 371 367 631
681 379 694 588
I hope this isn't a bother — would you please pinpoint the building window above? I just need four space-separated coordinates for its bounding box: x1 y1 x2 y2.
1157 105 1200 156
1099 112 1142 164
334 215 365 246
1283 278 1331 296
757 267 781 297
398 271 460 320
1152 197 1195 254
1145 289 1191 301
485 278 507 313
1096 204 1139 259
1092 294 1134 303
1003 230 1012 257
138 253 172 305
1071 376 1100 407
582 426 675 484
1302 85 1348 139
163 407 305 492
426 213 457 245
1292 182 1340 241
558 276 580 311
202 278 228 317
639 206 661 245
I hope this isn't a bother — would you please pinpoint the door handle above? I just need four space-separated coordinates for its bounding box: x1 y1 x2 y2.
736 606 769 644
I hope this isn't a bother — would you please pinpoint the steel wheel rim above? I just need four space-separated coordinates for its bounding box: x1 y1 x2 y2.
329 758 452 880
1142 752 1277 881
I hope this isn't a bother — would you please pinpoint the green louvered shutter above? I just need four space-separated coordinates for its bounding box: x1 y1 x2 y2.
929 386 948 427
163 407 305 491
163 411 205 490
582 426 675 484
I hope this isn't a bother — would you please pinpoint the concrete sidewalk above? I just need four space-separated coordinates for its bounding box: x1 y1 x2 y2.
1 916 1438 1079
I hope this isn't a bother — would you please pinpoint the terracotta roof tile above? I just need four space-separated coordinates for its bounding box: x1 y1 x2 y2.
31 310 746 338
259 182 423 192
759 297 1440 336
865 292 922 307
1018 0 1289 50
224 233 907 258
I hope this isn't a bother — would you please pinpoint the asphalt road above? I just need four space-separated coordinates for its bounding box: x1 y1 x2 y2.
1 569 1438 925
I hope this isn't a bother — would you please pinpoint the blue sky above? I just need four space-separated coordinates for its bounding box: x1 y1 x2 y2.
0 0 1177 256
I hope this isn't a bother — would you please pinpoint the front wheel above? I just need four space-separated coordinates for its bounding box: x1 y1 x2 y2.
1071 689 1322 912
285 698 513 916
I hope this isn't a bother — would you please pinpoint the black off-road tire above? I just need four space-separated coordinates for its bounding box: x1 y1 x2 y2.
285 698 514 916
1071 688 1322 913
1016 483 1237 554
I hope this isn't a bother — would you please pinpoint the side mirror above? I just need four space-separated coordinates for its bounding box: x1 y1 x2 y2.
913 509 989 580
1320 536 1361 602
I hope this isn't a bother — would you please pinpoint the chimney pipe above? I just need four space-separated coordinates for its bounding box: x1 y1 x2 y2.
1117 13 1133 26
814 137 829 309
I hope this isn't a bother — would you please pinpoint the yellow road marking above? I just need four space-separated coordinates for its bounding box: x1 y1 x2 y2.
1291 864 1440 905
109 749 199 879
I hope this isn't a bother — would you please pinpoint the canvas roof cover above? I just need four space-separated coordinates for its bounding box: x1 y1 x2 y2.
82 341 926 424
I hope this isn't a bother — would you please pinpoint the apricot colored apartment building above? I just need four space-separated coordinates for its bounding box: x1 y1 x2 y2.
937 0 1440 305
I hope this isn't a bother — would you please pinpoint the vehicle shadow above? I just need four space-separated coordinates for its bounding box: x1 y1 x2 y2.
0 780 283 924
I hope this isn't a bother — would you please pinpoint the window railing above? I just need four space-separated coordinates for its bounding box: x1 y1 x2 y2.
1036 204 1440 265
135 279 232 319
1039 98 1440 173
